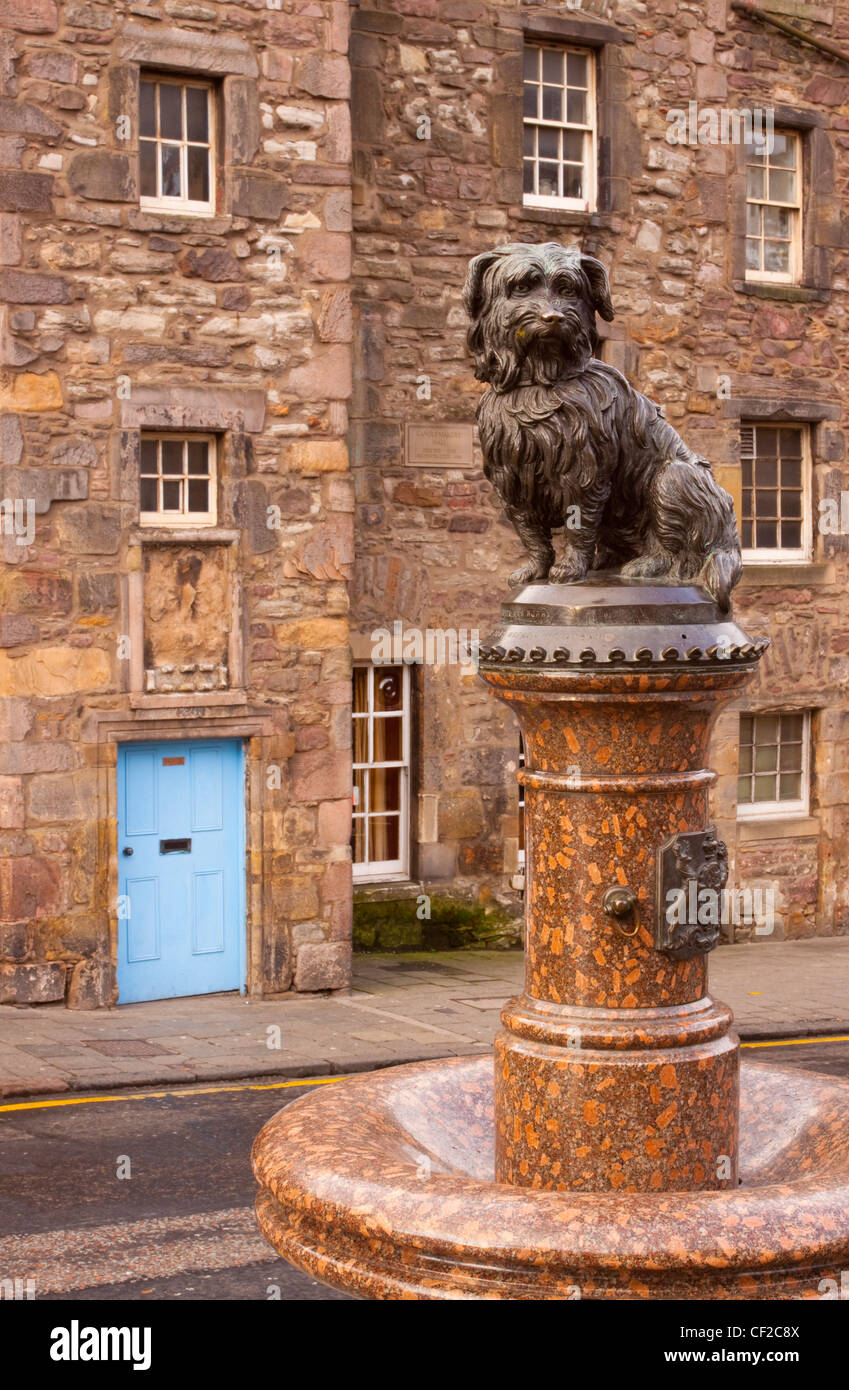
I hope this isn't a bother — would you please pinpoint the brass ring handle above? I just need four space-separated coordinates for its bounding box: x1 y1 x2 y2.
602 885 639 936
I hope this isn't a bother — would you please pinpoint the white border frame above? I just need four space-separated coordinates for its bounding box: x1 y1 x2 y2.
740 421 812 566
139 433 218 529
522 43 597 214
139 74 216 218
352 662 411 882
744 129 802 286
736 709 811 822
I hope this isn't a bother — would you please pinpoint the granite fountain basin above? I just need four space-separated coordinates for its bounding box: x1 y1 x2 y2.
253 1053 849 1301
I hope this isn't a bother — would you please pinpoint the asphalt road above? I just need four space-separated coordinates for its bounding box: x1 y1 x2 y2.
1 1038 846 1302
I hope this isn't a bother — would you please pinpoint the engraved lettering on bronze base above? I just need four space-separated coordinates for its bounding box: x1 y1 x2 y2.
656 827 729 960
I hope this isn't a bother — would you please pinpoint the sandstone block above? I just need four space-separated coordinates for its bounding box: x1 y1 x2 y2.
229 171 287 220
66 955 113 1009
0 371 62 410
293 941 350 992
0 854 62 918
438 790 484 839
296 54 350 100
179 246 243 282
223 76 260 164
0 0 57 32
290 748 351 802
0 99 60 138
0 614 38 647
119 22 258 77
0 646 110 696
56 506 121 554
0 963 65 1005
317 797 352 847
284 439 349 473
0 775 24 828
0 213 21 265
297 231 351 282
27 770 97 823
68 151 135 202
277 617 348 650
288 345 351 400
0 171 53 212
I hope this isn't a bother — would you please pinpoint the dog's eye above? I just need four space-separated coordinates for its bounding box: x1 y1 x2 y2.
512 278 537 296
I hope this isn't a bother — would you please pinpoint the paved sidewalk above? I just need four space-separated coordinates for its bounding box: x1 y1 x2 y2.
0 939 847 1098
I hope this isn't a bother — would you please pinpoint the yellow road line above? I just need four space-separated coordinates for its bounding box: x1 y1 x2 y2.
741 1034 849 1048
2 1035 848 1114
0 1075 345 1114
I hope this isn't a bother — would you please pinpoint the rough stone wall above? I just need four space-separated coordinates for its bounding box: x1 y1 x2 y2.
0 0 354 1004
350 0 849 940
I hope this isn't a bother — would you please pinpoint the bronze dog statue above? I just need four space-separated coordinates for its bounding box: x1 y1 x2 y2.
464 242 742 610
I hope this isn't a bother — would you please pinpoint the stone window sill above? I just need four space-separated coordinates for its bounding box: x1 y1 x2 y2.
737 816 819 843
517 206 611 229
353 879 419 900
740 562 834 586
733 281 830 304
130 528 240 546
129 691 248 709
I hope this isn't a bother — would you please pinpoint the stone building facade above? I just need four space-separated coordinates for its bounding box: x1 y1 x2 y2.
347 0 849 947
1 0 847 1007
0 0 354 1006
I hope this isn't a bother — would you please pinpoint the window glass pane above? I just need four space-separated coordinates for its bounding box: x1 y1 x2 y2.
779 741 802 770
741 519 753 547
522 160 535 194
745 202 761 236
745 239 761 271
542 86 562 121
781 430 803 457
737 776 752 802
187 441 208 475
185 85 208 143
538 127 558 159
352 717 368 763
351 816 366 863
763 205 790 238
523 126 535 157
754 456 777 487
746 165 765 199
565 88 586 124
755 519 777 547
159 83 183 140
538 162 559 196
755 744 777 773
757 488 778 516
187 145 210 203
542 49 562 83
562 129 583 162
187 478 209 512
140 477 158 511
566 51 587 86
162 479 182 510
353 768 366 811
523 84 538 119
756 715 779 742
758 428 778 454
753 774 776 802
140 140 157 198
370 767 400 812
770 134 795 167
373 716 402 762
782 491 802 519
523 47 538 80
160 143 182 198
781 520 802 548
139 81 156 138
369 815 399 863
768 167 795 203
764 239 790 274
739 745 753 775
353 668 368 715
740 714 754 743
140 439 158 474
374 668 402 712
779 772 801 800
161 440 184 474
562 164 583 200
781 713 804 742
780 455 802 487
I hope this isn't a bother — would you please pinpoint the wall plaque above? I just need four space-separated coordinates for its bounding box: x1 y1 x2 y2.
405 422 474 469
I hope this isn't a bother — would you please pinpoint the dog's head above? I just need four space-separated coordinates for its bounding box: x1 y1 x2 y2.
463 242 614 391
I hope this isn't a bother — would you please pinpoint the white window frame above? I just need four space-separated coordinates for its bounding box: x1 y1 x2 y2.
352 663 410 882
522 43 596 213
736 710 811 822
740 422 812 565
744 128 802 285
139 73 216 217
139 433 217 528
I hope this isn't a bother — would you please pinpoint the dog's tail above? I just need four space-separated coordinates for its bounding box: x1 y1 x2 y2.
651 461 743 613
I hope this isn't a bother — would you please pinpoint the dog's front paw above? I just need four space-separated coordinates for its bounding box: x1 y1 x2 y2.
548 551 590 585
509 560 552 589
621 552 670 580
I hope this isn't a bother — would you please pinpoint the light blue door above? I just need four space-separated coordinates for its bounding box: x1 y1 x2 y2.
117 740 245 1004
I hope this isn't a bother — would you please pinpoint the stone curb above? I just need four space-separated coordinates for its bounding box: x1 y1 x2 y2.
0 1024 845 1101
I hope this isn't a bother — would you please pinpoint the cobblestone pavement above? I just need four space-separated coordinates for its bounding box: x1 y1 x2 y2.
0 940 847 1098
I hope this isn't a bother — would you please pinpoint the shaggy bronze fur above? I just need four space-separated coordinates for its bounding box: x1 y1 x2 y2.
464 242 742 610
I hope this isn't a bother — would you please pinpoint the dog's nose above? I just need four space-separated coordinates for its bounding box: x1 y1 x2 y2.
541 311 564 323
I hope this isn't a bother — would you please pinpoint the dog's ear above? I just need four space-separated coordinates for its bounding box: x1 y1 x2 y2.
462 247 507 323
579 254 615 322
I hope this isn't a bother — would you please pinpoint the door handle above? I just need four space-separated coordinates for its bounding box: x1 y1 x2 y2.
123 847 133 857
